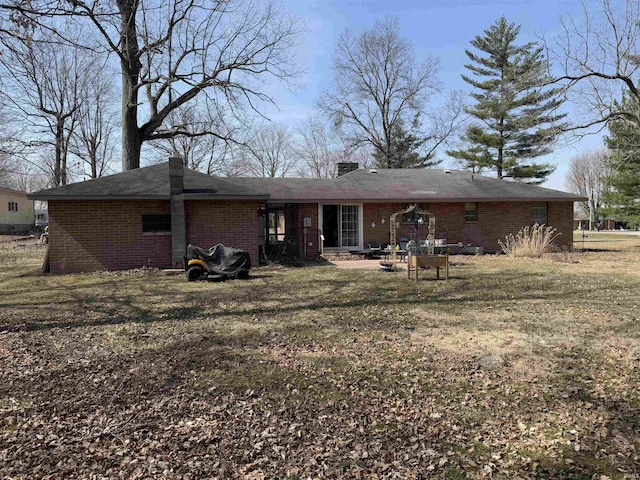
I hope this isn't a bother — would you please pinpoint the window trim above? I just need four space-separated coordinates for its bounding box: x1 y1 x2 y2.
531 204 548 225
8 201 18 212
318 203 363 250
464 202 478 222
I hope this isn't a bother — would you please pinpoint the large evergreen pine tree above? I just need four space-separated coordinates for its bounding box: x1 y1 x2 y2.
604 96 640 227
448 17 566 184
372 118 440 169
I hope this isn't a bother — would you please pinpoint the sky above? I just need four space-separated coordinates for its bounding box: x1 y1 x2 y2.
264 0 605 192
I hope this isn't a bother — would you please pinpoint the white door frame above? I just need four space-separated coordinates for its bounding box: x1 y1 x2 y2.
318 203 363 250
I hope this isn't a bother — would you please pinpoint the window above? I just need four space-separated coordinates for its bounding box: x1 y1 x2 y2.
142 214 171 233
8 202 18 212
341 205 359 247
532 205 547 225
268 211 286 244
402 203 427 223
464 202 478 222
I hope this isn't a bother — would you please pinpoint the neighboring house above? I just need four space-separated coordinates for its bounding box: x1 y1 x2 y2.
29 158 585 274
35 209 49 229
0 187 35 235
573 206 618 230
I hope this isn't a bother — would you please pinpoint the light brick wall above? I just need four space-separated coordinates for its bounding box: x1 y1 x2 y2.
362 201 575 252
185 200 263 264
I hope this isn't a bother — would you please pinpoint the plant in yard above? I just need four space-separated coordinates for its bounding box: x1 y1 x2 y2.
498 224 560 258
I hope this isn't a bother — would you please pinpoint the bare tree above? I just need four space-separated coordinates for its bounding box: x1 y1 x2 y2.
1 0 303 171
0 160 50 192
149 101 250 175
565 149 612 229
318 15 462 169
69 63 118 179
294 115 375 178
0 31 90 186
549 0 640 132
241 124 296 177
294 116 340 178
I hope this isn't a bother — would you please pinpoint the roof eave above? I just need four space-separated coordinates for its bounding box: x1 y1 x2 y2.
264 196 587 203
29 193 271 201
28 194 170 201
184 194 270 201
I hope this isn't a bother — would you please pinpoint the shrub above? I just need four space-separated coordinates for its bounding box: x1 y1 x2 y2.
498 224 560 258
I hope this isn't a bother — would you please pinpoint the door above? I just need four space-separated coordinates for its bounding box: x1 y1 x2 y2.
340 205 359 248
322 205 339 247
321 204 360 249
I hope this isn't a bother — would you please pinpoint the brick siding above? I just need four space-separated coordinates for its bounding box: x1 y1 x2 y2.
48 200 172 273
185 200 262 264
48 198 575 273
48 199 263 273
297 204 320 256
362 201 575 252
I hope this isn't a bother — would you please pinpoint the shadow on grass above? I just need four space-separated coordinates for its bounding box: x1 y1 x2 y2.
1 268 624 334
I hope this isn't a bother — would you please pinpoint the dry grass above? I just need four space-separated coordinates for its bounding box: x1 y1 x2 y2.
0 233 639 478
498 223 560 258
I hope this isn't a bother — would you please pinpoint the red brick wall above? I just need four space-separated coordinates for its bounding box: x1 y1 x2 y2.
185 200 263 264
297 204 320 256
362 201 575 252
48 200 172 273
48 198 575 272
48 199 264 273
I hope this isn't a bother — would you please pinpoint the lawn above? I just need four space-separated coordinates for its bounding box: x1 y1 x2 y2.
0 233 639 479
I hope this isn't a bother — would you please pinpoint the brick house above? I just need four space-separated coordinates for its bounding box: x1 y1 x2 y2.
232 163 583 258
30 158 584 274
29 158 268 274
0 186 35 235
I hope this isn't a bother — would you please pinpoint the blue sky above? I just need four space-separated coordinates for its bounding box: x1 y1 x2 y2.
267 0 604 192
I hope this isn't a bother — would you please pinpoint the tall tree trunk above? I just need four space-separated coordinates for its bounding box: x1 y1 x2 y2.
122 85 143 170
55 122 64 185
90 149 97 178
118 0 142 171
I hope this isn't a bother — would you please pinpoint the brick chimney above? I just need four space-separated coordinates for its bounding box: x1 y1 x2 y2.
336 162 359 176
169 156 186 268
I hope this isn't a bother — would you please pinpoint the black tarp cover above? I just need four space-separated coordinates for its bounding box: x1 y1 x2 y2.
186 244 251 275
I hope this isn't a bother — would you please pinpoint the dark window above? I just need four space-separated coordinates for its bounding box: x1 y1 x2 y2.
402 203 427 223
532 205 547 225
8 202 18 212
142 214 171 233
268 211 286 243
464 202 478 222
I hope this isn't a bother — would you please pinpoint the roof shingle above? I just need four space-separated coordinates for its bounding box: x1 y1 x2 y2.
28 162 268 200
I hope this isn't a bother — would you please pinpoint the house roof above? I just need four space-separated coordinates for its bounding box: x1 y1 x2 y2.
0 186 29 196
229 169 586 203
27 163 586 203
28 162 269 201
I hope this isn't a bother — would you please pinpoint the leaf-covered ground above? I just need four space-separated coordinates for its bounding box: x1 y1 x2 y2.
1 233 639 479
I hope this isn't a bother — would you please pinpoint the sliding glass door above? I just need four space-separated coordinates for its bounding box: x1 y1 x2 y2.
321 204 361 249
